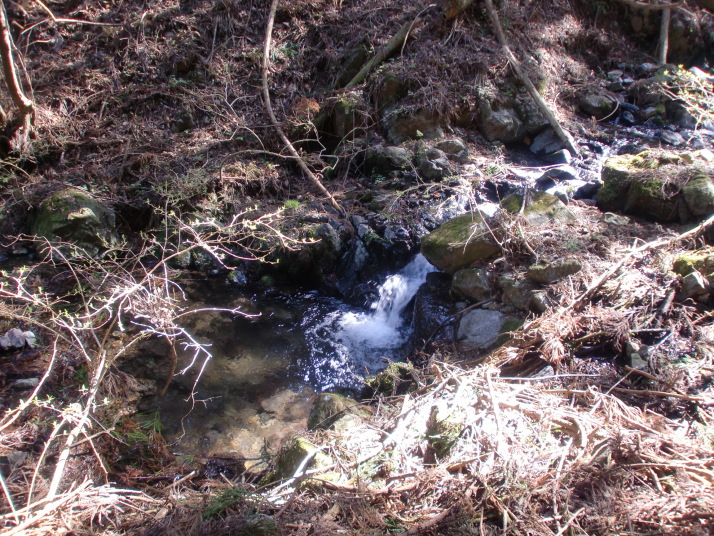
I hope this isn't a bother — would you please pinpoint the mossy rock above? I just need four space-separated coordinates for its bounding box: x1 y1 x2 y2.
597 149 714 222
307 393 369 431
363 361 416 397
420 213 501 274
501 191 576 226
673 249 714 277
496 316 525 346
364 145 412 176
682 173 714 217
527 259 582 284
272 437 333 483
451 267 491 301
32 189 117 255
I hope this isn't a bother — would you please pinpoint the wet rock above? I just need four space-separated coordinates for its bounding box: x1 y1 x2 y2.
420 213 501 273
660 130 685 147
451 267 492 301
682 173 714 217
527 259 582 284
543 149 572 165
500 191 576 226
418 148 452 181
412 272 454 344
384 109 444 144
456 308 505 349
579 92 618 120
574 180 601 200
540 165 580 182
478 101 524 143
530 128 565 156
307 393 368 432
32 189 117 255
364 145 412 176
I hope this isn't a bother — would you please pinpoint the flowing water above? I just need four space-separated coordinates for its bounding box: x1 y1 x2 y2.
156 254 435 463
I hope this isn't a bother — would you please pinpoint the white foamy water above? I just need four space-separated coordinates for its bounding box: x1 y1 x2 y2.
302 254 436 390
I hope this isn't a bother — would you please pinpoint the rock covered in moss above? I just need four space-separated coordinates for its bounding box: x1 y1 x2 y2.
273 437 333 482
364 362 416 397
32 189 117 255
420 213 501 274
527 259 582 284
364 145 412 176
500 191 576 226
673 249 714 277
579 92 617 120
597 149 714 223
682 173 714 217
307 393 369 432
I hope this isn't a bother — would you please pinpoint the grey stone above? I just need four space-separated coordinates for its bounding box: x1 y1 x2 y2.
574 180 601 199
418 148 452 181
13 378 40 389
478 101 524 143
530 128 565 156
580 93 618 120
385 109 444 144
451 267 492 301
600 212 631 226
435 138 467 155
0 328 34 351
660 130 685 146
527 259 582 284
516 96 549 134
681 271 709 299
498 275 537 311
457 308 505 349
364 145 412 175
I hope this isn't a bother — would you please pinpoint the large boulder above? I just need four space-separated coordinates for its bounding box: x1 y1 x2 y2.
32 189 117 255
420 212 502 273
597 149 714 223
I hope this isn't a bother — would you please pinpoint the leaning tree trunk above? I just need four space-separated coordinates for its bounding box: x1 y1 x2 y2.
0 1 34 150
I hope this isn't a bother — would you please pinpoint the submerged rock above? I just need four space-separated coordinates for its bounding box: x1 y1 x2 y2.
420 213 501 273
32 189 117 255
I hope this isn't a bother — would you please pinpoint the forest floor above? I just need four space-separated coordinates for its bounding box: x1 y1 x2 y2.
0 0 713 534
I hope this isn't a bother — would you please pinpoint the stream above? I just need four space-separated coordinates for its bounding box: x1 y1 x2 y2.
156 254 435 464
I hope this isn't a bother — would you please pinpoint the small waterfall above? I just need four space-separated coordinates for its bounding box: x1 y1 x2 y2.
302 254 436 390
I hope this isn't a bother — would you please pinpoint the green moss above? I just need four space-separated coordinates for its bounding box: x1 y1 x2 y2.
496 317 525 346
364 362 415 397
673 249 714 277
